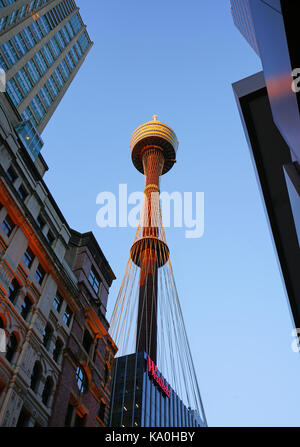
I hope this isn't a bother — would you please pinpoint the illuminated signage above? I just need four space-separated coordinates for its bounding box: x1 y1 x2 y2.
147 356 171 398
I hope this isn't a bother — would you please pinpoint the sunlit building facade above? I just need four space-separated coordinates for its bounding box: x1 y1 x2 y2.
0 90 117 427
0 2 118 427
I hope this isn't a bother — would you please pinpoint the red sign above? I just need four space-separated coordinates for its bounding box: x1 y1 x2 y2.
147 356 171 398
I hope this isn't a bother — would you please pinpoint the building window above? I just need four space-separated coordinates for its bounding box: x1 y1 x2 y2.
15 119 44 161
82 329 93 355
53 338 63 363
65 405 85 427
45 229 54 245
24 246 34 268
42 376 53 406
103 364 109 384
8 278 20 304
53 293 63 312
63 305 72 327
35 263 45 285
98 401 106 422
30 361 42 393
65 404 74 427
1 214 15 237
42 323 53 350
16 406 31 427
75 366 88 394
17 184 28 201
6 165 17 183
93 339 98 363
21 296 32 321
6 78 23 106
36 214 45 230
5 333 18 363
74 414 85 427
88 266 100 294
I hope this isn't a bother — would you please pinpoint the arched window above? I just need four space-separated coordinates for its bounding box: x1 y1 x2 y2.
42 376 53 406
5 333 18 363
75 366 88 394
30 361 42 393
42 323 53 350
21 296 33 321
53 338 63 363
8 278 20 304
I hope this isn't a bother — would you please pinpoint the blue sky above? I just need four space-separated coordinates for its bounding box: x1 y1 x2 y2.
42 0 300 426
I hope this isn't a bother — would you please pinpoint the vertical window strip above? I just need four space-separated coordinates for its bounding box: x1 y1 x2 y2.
15 68 32 95
52 67 64 88
21 106 38 128
30 95 45 122
1 41 18 67
26 59 40 84
6 78 23 106
39 84 52 108
46 75 58 97
12 33 27 58
34 51 47 74
22 27 36 49
48 37 60 58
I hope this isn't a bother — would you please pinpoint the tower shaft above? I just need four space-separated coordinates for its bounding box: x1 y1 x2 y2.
136 148 165 362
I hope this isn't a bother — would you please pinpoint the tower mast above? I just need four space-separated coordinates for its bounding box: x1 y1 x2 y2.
130 115 178 362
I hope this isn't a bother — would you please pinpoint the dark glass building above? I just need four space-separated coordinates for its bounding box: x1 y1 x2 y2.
109 352 205 428
0 0 93 138
231 2 300 334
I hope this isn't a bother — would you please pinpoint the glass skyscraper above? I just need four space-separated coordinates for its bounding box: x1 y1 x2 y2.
230 0 260 56
0 0 92 138
109 353 206 428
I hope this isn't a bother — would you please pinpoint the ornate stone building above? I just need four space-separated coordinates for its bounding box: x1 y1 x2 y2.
0 84 117 427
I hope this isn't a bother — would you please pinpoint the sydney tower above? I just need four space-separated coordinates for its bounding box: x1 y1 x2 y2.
109 116 207 428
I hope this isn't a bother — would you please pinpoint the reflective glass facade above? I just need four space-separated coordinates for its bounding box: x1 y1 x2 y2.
109 353 206 428
0 0 92 134
15 119 44 160
230 0 260 56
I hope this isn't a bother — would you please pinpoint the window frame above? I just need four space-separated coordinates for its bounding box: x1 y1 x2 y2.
75 366 88 394
88 266 100 295
1 214 15 237
63 305 73 327
23 246 35 268
53 293 63 312
34 263 45 285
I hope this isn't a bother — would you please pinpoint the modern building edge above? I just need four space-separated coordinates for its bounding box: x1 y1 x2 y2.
232 70 300 333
